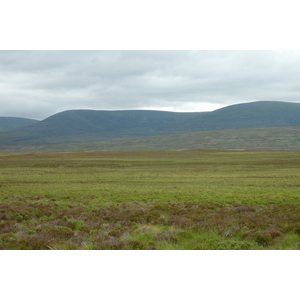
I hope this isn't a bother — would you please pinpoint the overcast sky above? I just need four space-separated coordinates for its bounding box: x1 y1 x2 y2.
1 50 300 120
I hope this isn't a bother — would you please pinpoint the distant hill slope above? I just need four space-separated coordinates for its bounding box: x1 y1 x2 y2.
37 110 203 136
156 101 300 133
1 101 300 148
0 110 204 146
1 126 300 152
0 117 38 131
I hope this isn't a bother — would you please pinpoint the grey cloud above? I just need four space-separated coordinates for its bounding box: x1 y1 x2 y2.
1 50 300 119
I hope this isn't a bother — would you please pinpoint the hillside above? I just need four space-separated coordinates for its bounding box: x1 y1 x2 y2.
1 101 300 150
0 117 38 131
35 109 203 136
0 110 204 146
1 126 300 152
155 101 300 133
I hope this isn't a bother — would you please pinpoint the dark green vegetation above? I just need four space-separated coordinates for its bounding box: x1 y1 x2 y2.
1 101 300 151
0 117 38 131
1 150 300 250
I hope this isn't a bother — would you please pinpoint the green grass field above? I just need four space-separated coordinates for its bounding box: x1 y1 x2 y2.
1 150 300 250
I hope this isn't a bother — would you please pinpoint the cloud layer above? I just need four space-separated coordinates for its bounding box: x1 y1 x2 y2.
1 50 300 120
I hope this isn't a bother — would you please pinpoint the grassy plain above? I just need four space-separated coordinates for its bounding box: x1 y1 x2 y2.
1 150 300 250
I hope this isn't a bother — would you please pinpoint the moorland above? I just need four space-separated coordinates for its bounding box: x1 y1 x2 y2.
1 149 300 250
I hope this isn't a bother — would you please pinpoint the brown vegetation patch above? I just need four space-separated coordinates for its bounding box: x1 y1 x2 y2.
1 201 300 249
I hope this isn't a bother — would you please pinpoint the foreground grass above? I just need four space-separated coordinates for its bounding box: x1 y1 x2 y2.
1 150 300 249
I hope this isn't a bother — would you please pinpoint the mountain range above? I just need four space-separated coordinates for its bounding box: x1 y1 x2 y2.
1 101 300 152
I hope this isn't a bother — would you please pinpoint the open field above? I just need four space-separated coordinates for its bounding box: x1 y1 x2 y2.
1 149 300 250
